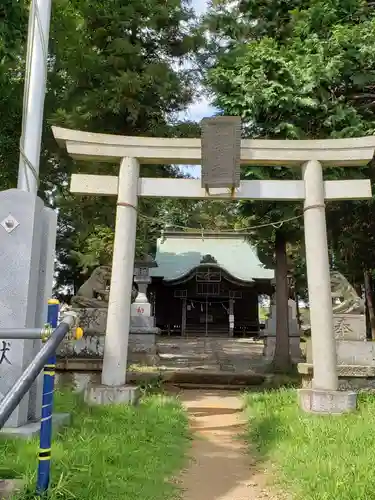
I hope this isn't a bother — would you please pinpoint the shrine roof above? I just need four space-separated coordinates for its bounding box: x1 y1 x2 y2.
150 232 274 283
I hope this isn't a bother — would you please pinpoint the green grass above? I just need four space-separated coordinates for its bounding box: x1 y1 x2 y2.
244 389 375 500
0 389 190 500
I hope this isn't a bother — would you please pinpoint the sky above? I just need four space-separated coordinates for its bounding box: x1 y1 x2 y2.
183 0 216 123
178 0 217 177
191 0 208 15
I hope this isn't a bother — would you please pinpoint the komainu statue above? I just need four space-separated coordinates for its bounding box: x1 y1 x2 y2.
71 266 112 308
302 271 364 334
331 271 365 314
71 266 139 309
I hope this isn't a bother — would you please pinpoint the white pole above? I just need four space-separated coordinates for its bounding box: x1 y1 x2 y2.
102 157 139 386
303 160 338 391
18 0 52 193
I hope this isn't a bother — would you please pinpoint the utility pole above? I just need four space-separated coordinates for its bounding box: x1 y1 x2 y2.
18 0 52 193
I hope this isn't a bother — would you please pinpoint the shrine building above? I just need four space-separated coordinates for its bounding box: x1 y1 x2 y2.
149 231 274 337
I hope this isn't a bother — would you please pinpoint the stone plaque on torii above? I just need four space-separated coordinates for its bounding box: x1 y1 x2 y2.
52 119 374 414
201 116 241 195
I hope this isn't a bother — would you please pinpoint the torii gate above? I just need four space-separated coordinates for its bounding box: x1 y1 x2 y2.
53 123 374 413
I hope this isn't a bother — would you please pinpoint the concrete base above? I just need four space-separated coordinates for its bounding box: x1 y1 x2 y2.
84 383 140 406
0 413 70 440
0 479 24 499
298 388 357 415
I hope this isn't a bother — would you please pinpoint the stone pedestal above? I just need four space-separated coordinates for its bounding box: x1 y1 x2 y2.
84 383 139 406
130 302 155 328
333 314 366 341
128 327 159 364
59 308 159 365
74 307 108 335
307 340 375 367
301 314 375 391
306 314 369 366
298 363 375 391
298 388 357 414
263 302 302 362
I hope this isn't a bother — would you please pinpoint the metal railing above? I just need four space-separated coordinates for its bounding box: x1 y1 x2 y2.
0 301 83 495
0 328 53 339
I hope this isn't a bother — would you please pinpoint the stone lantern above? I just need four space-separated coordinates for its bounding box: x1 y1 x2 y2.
131 256 157 328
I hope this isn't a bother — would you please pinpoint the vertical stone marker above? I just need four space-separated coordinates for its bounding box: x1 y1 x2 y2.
0 190 56 431
0 191 44 430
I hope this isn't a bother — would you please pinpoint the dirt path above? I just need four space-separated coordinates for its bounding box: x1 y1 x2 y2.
178 389 280 500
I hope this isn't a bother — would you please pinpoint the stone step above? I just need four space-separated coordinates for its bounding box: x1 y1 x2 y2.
184 333 230 338
158 365 217 370
158 364 219 371
157 343 209 355
185 324 229 330
158 353 212 361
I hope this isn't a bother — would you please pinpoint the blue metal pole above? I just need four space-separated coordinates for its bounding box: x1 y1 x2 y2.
36 299 59 495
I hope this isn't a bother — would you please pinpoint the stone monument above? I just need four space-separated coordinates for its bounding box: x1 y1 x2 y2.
0 190 57 432
263 299 302 362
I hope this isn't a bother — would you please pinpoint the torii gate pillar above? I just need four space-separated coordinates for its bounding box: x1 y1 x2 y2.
302 160 337 391
85 158 140 405
101 158 139 387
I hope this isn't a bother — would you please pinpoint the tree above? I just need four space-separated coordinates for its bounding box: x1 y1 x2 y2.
0 1 27 191
203 0 375 369
0 0 207 291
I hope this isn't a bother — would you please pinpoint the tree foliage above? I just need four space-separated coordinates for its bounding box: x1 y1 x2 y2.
204 0 375 284
0 1 27 190
202 0 375 364
0 0 208 291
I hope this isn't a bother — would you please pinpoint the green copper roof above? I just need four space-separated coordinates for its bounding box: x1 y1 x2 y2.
151 233 274 282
